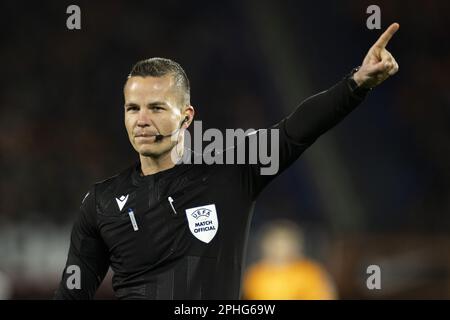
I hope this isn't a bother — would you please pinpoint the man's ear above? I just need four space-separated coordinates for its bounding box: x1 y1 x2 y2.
184 105 195 128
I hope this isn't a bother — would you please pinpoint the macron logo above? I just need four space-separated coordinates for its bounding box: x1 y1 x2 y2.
115 194 129 211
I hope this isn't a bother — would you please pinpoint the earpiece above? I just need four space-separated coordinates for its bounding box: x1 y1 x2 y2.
154 116 190 141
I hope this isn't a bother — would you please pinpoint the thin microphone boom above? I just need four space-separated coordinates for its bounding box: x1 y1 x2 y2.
154 117 189 141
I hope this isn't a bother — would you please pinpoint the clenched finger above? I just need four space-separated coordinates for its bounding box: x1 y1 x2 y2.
388 60 399 76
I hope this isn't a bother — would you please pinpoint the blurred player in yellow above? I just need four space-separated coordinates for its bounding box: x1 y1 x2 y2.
243 220 337 300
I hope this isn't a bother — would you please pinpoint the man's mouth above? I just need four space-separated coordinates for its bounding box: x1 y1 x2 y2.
135 134 156 137
134 134 159 144
135 132 158 138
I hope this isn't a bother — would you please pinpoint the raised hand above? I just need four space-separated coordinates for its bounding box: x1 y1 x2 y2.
353 23 400 89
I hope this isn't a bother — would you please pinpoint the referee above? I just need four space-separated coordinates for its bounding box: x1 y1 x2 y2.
55 24 400 299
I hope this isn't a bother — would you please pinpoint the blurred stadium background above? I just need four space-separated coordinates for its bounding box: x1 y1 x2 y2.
1 0 449 299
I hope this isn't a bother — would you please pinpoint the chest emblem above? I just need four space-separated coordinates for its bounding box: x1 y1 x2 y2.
185 204 219 243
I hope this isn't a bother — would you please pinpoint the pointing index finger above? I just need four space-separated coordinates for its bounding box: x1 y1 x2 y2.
373 23 400 49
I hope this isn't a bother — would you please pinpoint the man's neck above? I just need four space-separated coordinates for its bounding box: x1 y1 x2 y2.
139 147 183 176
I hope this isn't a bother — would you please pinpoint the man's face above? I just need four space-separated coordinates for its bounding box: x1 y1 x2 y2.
124 75 185 158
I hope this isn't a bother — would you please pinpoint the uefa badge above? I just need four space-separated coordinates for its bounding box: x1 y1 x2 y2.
185 204 219 243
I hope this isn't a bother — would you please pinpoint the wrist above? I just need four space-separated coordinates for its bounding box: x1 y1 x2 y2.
347 66 372 97
352 70 365 87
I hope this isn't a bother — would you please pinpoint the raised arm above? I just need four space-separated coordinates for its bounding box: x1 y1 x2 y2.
244 24 400 198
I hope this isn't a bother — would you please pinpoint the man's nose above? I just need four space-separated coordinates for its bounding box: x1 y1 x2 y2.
136 109 153 127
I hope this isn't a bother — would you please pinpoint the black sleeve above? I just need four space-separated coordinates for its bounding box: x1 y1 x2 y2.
54 186 110 300
244 73 370 199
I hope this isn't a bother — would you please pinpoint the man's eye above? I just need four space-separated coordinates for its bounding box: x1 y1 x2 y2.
152 106 165 112
127 106 138 111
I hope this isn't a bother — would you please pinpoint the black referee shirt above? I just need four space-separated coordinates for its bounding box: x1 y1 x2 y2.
55 74 368 299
